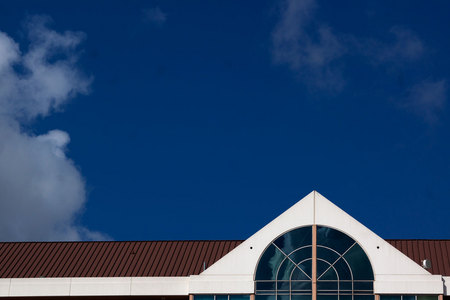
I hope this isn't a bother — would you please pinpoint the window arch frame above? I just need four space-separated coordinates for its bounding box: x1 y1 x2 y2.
254 225 375 300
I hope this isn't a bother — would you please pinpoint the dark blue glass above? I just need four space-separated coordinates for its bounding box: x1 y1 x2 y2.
291 281 312 291
277 259 297 280
291 296 312 300
255 281 275 291
273 226 312 256
339 281 352 292
316 259 334 280
277 281 290 292
328 258 352 281
255 296 275 300
317 295 338 300
229 295 250 300
216 296 228 300
316 226 355 255
277 295 290 300
254 225 373 297
289 246 312 265
380 296 401 300
291 260 312 280
317 265 337 281
317 281 338 291
255 244 286 280
353 281 373 291
194 295 214 300
343 243 374 280
417 296 437 300
354 296 375 300
317 246 340 264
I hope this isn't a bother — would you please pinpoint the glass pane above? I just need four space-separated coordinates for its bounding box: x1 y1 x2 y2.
291 260 312 279
354 296 375 300
316 226 355 255
277 258 297 280
216 296 228 300
417 296 438 300
277 295 290 300
255 281 275 291
277 281 290 292
291 296 312 300
339 281 352 292
380 296 401 300
230 295 250 300
316 259 335 280
255 296 275 300
289 246 312 265
194 295 215 300
317 246 340 264
255 244 286 280
317 281 338 291
291 281 312 291
318 266 338 281
331 258 352 280
343 243 374 280
353 281 373 291
317 295 338 300
403 296 416 300
273 226 312 255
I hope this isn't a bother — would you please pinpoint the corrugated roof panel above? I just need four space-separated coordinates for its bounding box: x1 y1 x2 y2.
123 242 142 277
166 241 185 276
0 240 447 278
133 241 153 276
3 243 24 278
179 241 195 276
147 241 165 276
386 239 450 276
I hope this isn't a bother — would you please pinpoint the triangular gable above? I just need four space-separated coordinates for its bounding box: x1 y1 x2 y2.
202 191 430 277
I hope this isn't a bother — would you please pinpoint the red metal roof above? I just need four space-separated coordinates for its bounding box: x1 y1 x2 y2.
0 241 243 278
0 239 448 278
386 239 450 277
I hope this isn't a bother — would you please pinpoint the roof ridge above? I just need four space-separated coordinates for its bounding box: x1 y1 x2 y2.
0 240 246 244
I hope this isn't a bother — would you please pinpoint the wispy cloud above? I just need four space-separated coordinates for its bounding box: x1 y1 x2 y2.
0 16 108 241
271 0 447 122
403 80 447 123
272 0 345 90
360 26 425 63
143 7 167 26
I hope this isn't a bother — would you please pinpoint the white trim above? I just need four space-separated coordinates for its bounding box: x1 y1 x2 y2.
444 276 450 296
189 275 254 294
0 277 189 297
374 274 444 294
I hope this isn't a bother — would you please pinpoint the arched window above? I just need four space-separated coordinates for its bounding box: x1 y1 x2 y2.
255 226 374 300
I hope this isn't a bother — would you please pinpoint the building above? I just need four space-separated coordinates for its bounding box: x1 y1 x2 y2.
0 191 448 300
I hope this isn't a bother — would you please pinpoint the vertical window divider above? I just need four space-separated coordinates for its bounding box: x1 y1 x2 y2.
312 225 317 300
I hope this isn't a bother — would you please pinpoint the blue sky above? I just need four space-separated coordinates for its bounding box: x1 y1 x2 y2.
0 0 449 241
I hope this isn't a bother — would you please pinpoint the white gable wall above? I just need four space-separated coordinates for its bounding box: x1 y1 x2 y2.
192 191 444 295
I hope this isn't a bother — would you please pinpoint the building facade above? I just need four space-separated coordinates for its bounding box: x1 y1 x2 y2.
0 191 448 300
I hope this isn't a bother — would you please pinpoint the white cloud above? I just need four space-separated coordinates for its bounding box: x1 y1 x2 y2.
271 0 447 122
271 0 346 90
403 80 447 123
0 16 107 241
0 16 91 121
143 7 167 26
360 26 425 63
